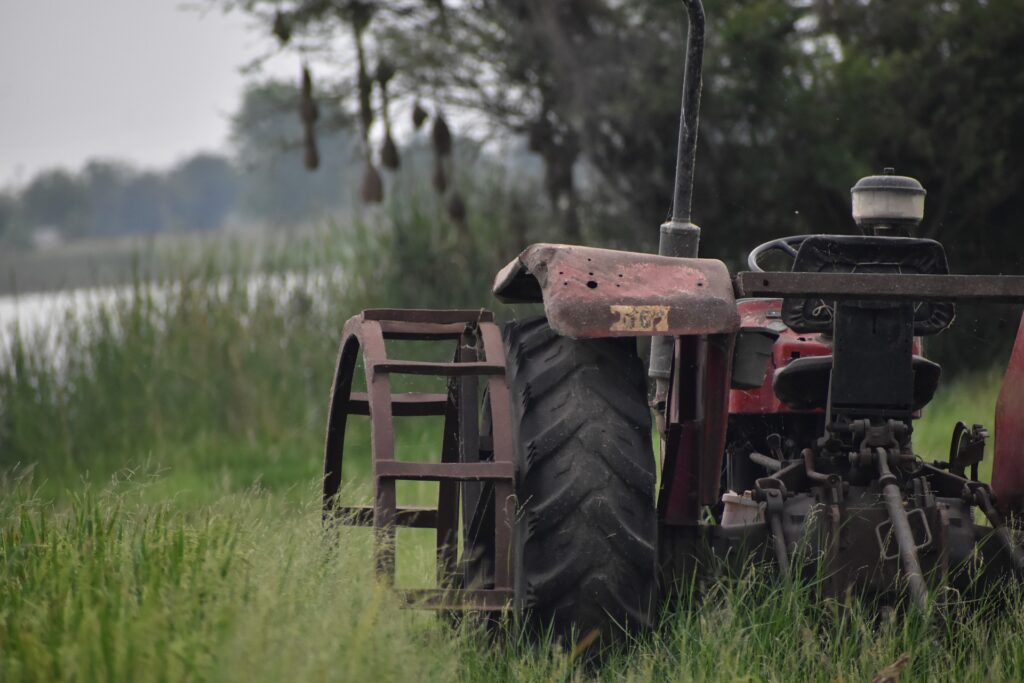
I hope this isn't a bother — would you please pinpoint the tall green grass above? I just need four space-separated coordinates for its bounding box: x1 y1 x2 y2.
5 475 1024 682
0 267 334 497
915 369 1004 482
1 188 1021 681
0 183 526 495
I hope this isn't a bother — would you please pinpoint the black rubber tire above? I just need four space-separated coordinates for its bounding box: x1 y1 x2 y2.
504 316 658 645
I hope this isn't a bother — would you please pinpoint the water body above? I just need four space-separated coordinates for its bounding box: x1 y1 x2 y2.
0 269 343 361
0 286 120 355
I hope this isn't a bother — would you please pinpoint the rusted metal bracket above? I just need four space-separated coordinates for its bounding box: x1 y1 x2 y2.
322 309 516 613
755 478 790 577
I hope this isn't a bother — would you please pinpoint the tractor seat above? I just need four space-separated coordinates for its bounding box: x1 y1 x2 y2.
772 354 941 411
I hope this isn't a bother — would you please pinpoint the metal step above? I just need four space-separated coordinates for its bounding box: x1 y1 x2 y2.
346 392 449 416
363 308 494 324
332 505 438 529
375 460 515 482
371 359 505 376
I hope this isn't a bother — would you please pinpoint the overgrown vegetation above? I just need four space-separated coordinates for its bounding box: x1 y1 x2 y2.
0 185 535 492
0 185 1019 680
217 0 1024 374
5 475 1024 682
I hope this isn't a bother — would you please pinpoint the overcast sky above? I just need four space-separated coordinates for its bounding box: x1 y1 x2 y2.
0 1 294 188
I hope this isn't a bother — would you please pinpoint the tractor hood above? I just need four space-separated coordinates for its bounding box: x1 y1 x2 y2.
493 243 739 338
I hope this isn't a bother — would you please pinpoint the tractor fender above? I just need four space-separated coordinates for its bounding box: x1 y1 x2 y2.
994 312 1024 514
492 243 740 339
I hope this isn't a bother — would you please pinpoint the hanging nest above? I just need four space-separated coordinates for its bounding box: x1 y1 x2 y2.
432 156 448 194
353 23 374 142
377 59 400 170
304 132 320 171
375 59 396 86
381 132 400 170
272 12 292 44
527 123 547 154
432 114 452 157
344 1 375 34
357 74 374 137
300 66 319 171
447 191 467 225
412 101 429 130
361 162 384 203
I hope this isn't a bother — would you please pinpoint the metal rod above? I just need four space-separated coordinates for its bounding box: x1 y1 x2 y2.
735 271 1024 303
802 448 833 484
670 0 705 224
876 448 928 609
650 0 706 385
760 486 790 577
750 451 782 472
769 510 790 577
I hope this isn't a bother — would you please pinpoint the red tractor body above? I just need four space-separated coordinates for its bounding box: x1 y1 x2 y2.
728 298 831 416
321 0 1024 644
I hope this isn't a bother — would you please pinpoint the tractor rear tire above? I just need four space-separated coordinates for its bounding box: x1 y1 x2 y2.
504 317 658 645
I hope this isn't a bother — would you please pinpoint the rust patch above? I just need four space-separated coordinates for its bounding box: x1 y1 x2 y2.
610 305 670 332
493 243 740 338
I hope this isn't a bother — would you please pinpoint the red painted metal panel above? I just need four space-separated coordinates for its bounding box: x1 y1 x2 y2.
728 299 831 414
699 333 735 506
994 313 1024 514
661 422 700 525
493 243 740 338
727 298 924 415
658 332 735 522
659 336 702 525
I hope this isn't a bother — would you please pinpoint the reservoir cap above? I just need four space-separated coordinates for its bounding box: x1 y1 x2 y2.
851 168 926 229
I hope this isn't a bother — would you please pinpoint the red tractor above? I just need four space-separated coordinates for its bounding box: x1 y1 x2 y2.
322 0 1024 643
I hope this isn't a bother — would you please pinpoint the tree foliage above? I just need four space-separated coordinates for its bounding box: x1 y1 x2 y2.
225 0 1024 368
1 157 241 243
230 80 362 224
227 0 1023 252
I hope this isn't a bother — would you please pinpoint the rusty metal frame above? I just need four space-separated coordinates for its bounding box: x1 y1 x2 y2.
735 271 1024 302
322 308 515 612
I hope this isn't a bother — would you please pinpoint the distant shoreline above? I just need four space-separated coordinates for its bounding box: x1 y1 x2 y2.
0 222 328 297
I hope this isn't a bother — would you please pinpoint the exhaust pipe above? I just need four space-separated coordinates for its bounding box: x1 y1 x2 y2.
667 0 706 230
650 0 706 385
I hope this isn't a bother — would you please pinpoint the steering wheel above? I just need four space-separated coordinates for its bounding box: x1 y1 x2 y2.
746 235 812 272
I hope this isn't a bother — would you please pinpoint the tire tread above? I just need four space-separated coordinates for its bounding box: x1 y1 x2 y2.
505 316 657 643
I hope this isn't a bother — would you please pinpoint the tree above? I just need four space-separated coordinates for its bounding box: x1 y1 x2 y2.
0 193 17 243
19 169 88 238
78 160 134 237
7 155 244 241
221 0 606 238
230 80 362 225
168 154 240 232
225 0 1024 369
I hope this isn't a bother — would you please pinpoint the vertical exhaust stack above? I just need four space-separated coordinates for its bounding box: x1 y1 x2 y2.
667 0 706 233
650 0 707 386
